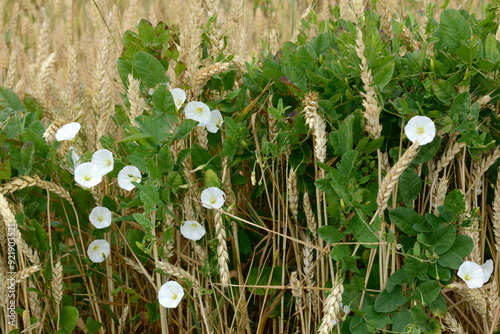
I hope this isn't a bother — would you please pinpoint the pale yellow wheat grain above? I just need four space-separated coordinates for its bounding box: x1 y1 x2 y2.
433 177 448 215
15 265 40 282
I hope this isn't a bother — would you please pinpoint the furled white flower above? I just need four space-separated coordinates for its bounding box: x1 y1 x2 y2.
87 239 111 263
68 147 80 168
158 281 184 308
180 220 206 241
148 88 155 95
91 149 114 177
89 206 112 229
404 116 436 145
55 122 81 141
75 163 103 188
184 101 211 126
206 109 224 133
481 259 494 283
170 88 186 110
200 187 225 209
332 303 351 326
458 261 485 288
117 165 141 191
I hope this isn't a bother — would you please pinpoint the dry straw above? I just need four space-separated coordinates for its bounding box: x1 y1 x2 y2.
377 141 420 213
493 168 500 253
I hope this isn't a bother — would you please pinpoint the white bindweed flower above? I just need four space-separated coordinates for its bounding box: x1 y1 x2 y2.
206 109 224 133
91 149 114 176
148 88 155 95
481 259 494 283
200 187 225 209
117 165 141 191
180 220 206 241
184 101 211 126
69 147 80 168
89 206 112 229
87 239 110 263
170 88 186 110
75 163 103 188
458 261 485 288
404 115 436 145
55 122 81 141
158 281 184 308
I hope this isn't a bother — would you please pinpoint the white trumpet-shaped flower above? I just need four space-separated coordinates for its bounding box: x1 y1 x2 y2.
158 281 184 308
74 163 102 188
87 239 110 263
170 88 186 110
457 260 493 288
91 149 114 176
206 109 224 133
55 122 81 141
89 206 112 229
200 187 225 209
404 116 436 146
180 220 206 241
184 101 211 126
117 165 141 191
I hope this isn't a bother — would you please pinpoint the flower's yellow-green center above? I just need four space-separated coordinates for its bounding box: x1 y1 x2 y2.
106 160 111 166
93 245 99 252
191 223 197 228
464 274 470 281
416 127 424 134
131 177 137 182
97 216 103 222
210 196 217 204
196 107 204 114
172 293 178 300
84 175 91 181
216 119 222 127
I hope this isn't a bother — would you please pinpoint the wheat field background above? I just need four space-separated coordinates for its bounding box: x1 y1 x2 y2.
0 0 494 334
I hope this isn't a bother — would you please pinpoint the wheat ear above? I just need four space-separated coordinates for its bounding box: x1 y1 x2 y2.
0 175 73 205
377 141 420 213
214 210 230 287
288 167 299 220
52 260 63 309
317 279 344 334
443 312 467 334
